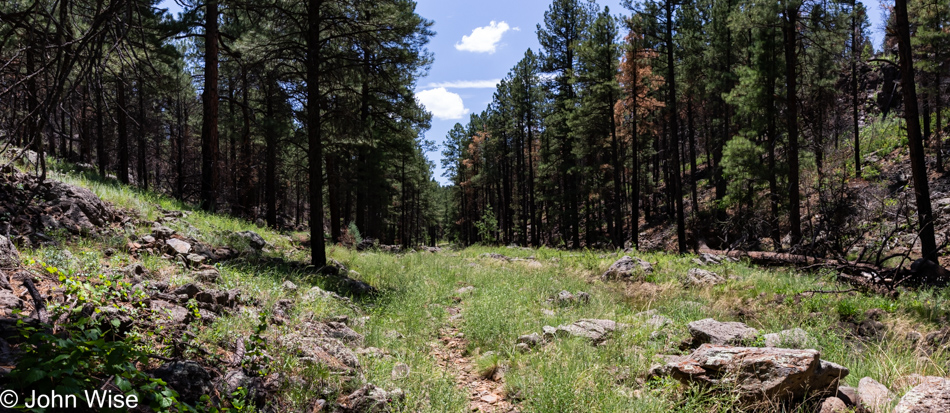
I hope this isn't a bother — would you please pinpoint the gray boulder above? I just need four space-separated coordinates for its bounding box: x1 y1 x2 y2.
682 268 726 287
554 319 623 343
688 318 759 346
894 376 950 413
664 344 848 401
0 235 19 268
857 377 894 413
602 256 653 281
235 230 267 250
0 289 23 314
166 238 192 255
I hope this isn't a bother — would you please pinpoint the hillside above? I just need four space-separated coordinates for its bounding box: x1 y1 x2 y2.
0 159 947 412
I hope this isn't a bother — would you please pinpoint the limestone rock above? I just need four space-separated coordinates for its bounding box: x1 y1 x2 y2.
166 238 192 255
688 318 759 346
894 376 950 413
602 256 653 281
664 344 848 401
858 377 894 413
554 319 622 343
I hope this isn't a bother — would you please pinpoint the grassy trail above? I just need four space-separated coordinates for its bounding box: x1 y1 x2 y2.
16 161 950 412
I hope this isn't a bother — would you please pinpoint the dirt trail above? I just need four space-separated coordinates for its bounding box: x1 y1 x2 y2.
431 304 518 413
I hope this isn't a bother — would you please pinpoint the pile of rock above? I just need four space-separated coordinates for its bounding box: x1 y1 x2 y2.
128 223 243 265
0 173 121 245
517 318 625 352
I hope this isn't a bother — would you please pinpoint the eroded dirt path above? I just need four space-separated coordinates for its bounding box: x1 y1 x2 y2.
431 304 518 413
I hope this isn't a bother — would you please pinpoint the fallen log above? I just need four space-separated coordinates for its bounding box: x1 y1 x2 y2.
698 247 949 293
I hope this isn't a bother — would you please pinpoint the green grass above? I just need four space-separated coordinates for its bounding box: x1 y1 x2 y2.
6 153 950 412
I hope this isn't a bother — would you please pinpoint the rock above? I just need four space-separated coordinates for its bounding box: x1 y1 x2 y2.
151 224 175 239
166 238 192 255
763 328 813 349
391 363 410 380
150 300 191 325
0 290 23 314
149 361 213 404
515 343 531 353
171 283 201 298
649 355 687 377
517 333 542 348
682 268 726 287
687 318 759 346
554 290 575 305
554 319 622 343
576 291 591 303
273 299 294 317
542 325 557 340
185 253 205 265
541 309 555 316
194 269 220 283
120 263 147 277
455 286 475 295
0 235 19 268
285 334 360 371
282 280 298 292
894 376 950 413
44 181 115 233
481 252 511 261
663 344 848 401
336 383 404 413
692 252 736 266
235 230 266 250
819 397 848 413
140 235 156 244
858 377 894 413
601 256 653 281
924 327 950 349
355 238 377 251
836 386 860 406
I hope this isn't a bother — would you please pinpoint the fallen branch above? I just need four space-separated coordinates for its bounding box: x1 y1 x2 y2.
20 274 48 324
697 247 948 294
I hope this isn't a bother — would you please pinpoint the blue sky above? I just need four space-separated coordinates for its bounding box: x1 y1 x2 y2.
156 0 886 186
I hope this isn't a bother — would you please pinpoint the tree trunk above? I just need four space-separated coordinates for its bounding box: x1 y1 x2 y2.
307 0 327 267
665 0 687 253
116 78 129 184
784 2 802 245
200 0 220 212
895 0 939 261
852 4 861 178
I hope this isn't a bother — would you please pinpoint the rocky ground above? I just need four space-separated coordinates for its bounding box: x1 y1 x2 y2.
0 166 949 412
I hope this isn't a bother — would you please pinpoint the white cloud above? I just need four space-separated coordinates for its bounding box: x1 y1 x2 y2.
426 79 501 89
455 21 516 54
416 87 469 120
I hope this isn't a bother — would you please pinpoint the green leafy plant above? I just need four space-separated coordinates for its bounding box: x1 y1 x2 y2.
7 318 182 412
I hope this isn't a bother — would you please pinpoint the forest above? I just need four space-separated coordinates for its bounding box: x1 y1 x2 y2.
443 0 950 270
2 0 950 266
4 0 950 411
